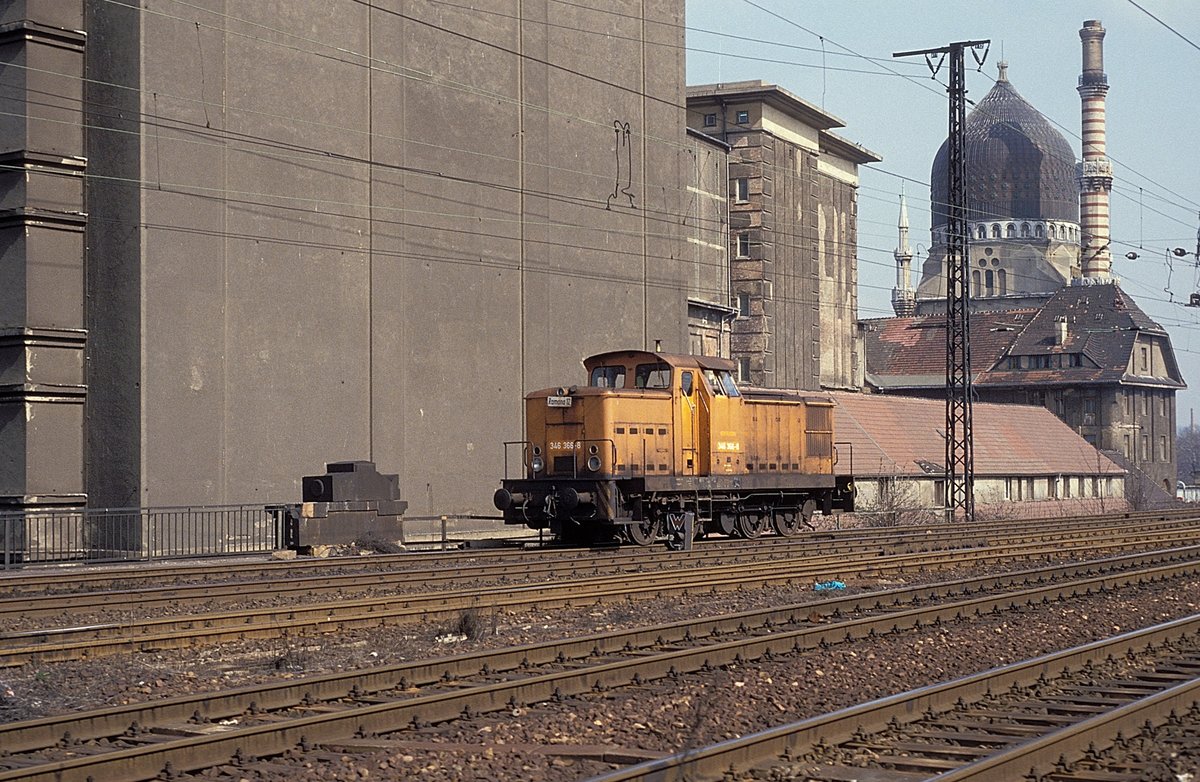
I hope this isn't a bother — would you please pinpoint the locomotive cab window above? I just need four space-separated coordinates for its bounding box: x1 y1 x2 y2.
719 370 740 397
680 371 694 396
590 365 626 388
702 368 725 395
634 362 671 389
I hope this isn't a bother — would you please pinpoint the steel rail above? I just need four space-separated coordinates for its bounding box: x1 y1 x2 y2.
3 515 1197 622
2 546 1190 755
3 530 1197 667
584 616 1200 782
1 508 1193 597
2 551 1200 781
3 516 1196 625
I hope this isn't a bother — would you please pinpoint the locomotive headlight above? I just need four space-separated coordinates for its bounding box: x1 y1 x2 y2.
586 455 602 472
531 455 545 473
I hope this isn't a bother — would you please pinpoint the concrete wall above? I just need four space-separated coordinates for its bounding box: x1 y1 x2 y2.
683 131 730 356
0 2 88 511
78 1 687 513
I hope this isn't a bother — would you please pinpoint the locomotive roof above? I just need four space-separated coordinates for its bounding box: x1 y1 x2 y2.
583 350 736 372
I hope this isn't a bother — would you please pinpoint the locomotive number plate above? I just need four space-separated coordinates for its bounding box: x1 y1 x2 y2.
546 395 573 407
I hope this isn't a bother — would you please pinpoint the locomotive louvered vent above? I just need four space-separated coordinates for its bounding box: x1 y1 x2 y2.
805 405 834 458
553 456 575 473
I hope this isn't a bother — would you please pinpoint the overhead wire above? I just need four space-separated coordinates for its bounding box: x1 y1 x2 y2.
12 0 1200 335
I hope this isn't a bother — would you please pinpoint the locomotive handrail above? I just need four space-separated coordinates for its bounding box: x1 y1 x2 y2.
501 440 532 481
834 440 854 473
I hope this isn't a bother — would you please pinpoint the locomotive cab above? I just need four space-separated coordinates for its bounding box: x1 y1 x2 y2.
494 349 854 544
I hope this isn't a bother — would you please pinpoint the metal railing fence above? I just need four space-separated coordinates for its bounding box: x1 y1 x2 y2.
1 504 282 569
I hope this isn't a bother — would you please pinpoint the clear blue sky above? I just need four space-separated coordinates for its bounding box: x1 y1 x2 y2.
686 1 1200 424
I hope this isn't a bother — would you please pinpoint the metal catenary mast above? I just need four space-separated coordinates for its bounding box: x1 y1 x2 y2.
895 39 990 523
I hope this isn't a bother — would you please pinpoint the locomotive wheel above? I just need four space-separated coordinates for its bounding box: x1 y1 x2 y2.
773 499 817 537
736 512 768 539
625 519 661 546
772 510 802 537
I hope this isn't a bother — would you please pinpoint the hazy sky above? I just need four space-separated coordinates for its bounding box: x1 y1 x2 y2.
686 1 1200 421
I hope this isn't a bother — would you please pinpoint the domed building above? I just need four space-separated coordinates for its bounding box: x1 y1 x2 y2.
914 63 1083 308
871 36 1185 501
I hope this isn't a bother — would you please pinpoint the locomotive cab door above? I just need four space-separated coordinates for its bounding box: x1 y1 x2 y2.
677 370 699 475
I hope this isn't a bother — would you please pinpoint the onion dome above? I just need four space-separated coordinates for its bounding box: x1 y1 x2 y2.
931 63 1079 231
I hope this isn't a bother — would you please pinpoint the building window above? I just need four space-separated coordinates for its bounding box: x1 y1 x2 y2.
736 233 750 258
1161 435 1169 461
1021 222 1031 237
737 291 750 317
737 357 750 382
734 177 749 203
703 112 717 127
1006 223 1016 238
1141 434 1150 461
735 110 749 124
991 223 1000 238
1035 223 1044 238
972 269 981 297
977 226 986 240
985 269 995 297
1123 434 1131 458
997 268 1007 295
1140 346 1149 373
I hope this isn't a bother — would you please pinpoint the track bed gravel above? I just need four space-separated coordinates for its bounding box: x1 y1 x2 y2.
3 553 1199 781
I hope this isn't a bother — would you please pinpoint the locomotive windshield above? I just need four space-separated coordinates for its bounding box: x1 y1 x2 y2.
589 365 626 388
634 362 671 389
701 368 740 397
719 370 741 397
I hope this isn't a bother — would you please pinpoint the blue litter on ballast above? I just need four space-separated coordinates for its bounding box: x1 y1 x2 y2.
813 580 845 591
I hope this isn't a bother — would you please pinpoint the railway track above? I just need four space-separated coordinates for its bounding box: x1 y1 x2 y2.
1 509 1193 602
4 523 1199 666
3 513 1197 628
1 548 1198 782
593 615 1200 781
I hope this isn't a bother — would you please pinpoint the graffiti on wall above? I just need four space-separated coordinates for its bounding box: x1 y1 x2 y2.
606 120 636 210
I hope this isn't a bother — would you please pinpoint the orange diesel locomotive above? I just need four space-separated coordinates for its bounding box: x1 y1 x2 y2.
493 350 854 544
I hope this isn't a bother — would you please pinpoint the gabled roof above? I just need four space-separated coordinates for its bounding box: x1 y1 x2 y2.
863 285 1185 390
861 309 1035 388
829 392 1125 479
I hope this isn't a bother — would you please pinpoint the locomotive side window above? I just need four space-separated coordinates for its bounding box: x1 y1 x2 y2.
702 368 725 395
680 371 694 396
718 370 741 397
634 362 671 389
590 365 626 388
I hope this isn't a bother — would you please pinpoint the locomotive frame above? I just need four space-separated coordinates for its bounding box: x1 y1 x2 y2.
494 350 855 544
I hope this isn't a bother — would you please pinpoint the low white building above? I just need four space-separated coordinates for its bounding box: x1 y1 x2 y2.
830 393 1126 522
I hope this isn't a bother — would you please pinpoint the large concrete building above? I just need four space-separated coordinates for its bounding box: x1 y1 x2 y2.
686 82 880 392
3 1 695 515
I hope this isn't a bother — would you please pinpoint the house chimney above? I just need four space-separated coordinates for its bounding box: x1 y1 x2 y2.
1055 316 1068 345
1077 20 1113 280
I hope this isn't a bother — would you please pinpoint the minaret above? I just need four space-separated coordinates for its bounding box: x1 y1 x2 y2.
1077 20 1114 280
892 194 916 316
